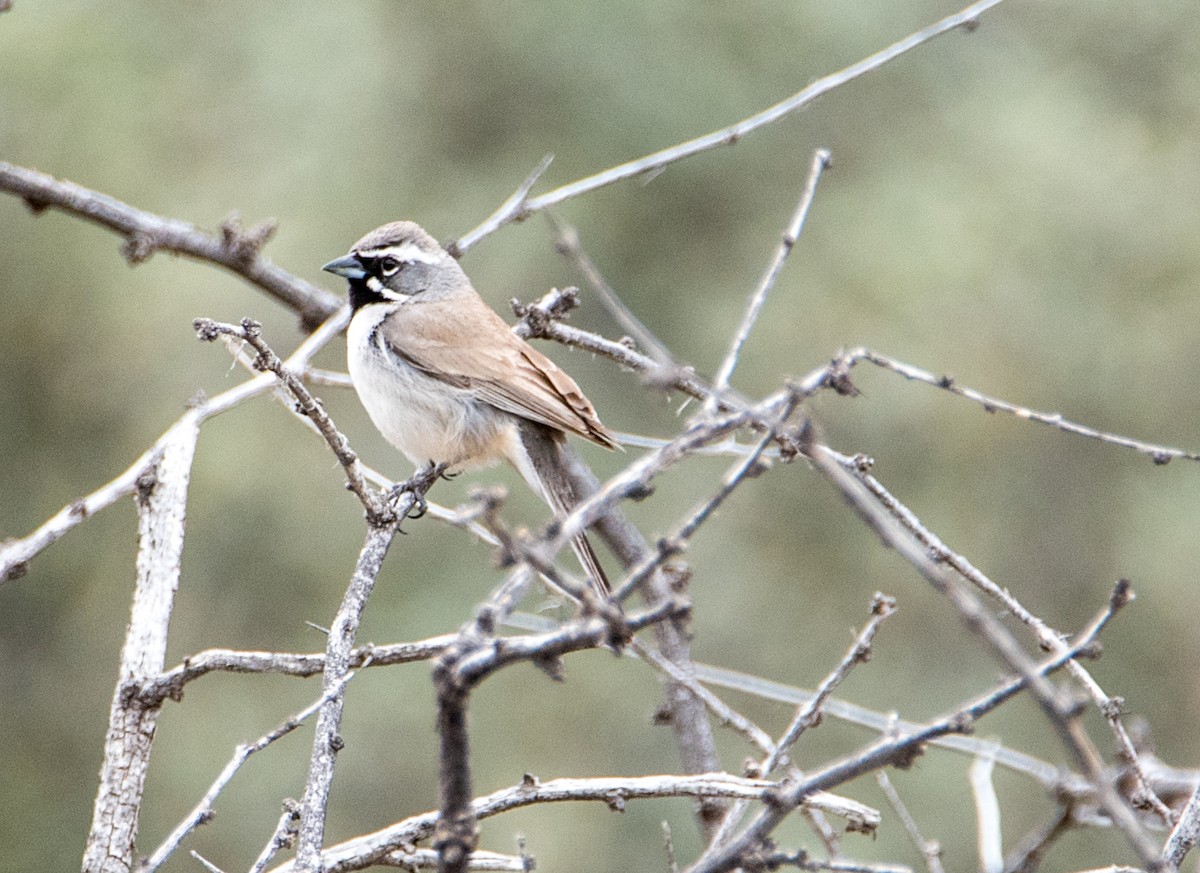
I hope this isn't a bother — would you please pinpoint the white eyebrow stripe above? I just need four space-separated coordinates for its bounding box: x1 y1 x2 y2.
358 241 442 265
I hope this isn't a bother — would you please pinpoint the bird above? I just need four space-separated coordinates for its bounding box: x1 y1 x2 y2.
323 220 619 594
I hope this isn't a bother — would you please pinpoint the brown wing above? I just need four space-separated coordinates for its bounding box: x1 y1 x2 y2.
377 294 619 450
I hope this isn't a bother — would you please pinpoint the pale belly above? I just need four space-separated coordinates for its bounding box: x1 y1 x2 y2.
347 306 520 471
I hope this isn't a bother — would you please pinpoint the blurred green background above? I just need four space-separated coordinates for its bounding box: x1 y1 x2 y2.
3 1 1200 870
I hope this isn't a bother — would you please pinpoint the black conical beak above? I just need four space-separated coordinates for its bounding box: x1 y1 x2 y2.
322 254 368 280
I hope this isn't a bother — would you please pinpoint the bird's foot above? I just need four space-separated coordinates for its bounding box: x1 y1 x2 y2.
386 462 449 525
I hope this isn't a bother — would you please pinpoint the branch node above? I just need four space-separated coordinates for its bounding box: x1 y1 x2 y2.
891 740 929 770
625 480 656 502
134 468 159 507
221 212 278 263
870 592 897 617
121 232 158 265
1110 578 1135 610
1100 696 1126 720
827 355 861 397
604 790 627 813
192 318 220 342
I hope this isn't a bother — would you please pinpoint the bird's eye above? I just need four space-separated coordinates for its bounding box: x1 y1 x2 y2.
379 256 402 277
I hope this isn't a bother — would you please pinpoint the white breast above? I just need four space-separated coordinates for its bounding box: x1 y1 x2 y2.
346 304 519 471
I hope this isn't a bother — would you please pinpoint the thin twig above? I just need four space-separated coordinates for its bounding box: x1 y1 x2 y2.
1161 782 1200 869
449 154 555 256
1001 804 1074 873
970 746 1004 873
708 594 897 850
834 347 1200 464
431 595 689 873
804 439 1161 869
0 161 339 329
708 148 831 407
1 305 348 585
250 801 302 873
378 848 530 871
140 634 456 704
631 638 775 756
507 602 1134 806
767 593 896 775
684 616 1118 873
273 772 877 873
450 0 1007 247
144 676 354 872
189 851 227 873
543 211 676 366
194 315 393 522
611 396 797 601
824 444 1173 825
876 772 945 873
760 855 911 873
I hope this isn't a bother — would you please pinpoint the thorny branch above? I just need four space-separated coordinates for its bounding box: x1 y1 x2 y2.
0 307 350 585
0 161 340 330
450 0 1008 252
707 594 898 851
4 0 1199 870
832 347 1200 465
684 596 1125 873
708 147 831 407
804 440 1162 869
272 773 880 873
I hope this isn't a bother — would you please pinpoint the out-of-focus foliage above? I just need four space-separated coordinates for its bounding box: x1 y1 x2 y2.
2 2 1199 871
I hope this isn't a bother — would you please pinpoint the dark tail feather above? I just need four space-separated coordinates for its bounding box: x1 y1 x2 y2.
518 422 610 594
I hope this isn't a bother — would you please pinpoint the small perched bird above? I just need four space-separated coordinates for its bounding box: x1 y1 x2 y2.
323 221 618 593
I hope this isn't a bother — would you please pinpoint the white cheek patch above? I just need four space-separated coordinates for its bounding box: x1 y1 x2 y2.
365 275 410 302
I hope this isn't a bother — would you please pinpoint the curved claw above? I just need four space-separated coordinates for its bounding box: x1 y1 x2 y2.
405 494 429 520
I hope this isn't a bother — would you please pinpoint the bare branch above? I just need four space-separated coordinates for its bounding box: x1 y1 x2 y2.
144 677 352 872
709 148 831 406
1161 782 1200 869
450 0 1008 245
251 801 303 873
0 161 340 330
448 154 554 256
271 772 877 873
803 439 1161 869
374 848 530 871
768 594 896 775
193 315 401 522
544 211 676 367
294 522 409 872
611 395 798 601
823 445 1173 824
631 638 775 757
708 594 897 850
82 416 197 873
139 634 455 704
836 347 1200 464
876 772 945 873
684 616 1115 873
970 747 1004 873
1 306 348 585
431 596 689 873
